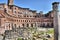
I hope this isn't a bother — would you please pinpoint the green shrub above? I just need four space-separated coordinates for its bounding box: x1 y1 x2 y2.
17 38 22 40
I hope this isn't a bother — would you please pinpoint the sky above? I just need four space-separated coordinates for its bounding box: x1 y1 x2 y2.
0 0 60 13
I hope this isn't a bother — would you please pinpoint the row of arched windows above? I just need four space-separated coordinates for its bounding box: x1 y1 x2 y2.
14 20 32 22
40 23 53 28
12 23 34 29
24 15 33 17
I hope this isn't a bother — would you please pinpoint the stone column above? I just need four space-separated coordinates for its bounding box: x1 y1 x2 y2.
35 22 37 27
20 24 23 27
0 19 1 27
33 23 35 27
29 24 31 27
9 23 12 30
52 2 60 40
25 24 26 27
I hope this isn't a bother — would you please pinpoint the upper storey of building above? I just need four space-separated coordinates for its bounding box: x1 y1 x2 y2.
0 0 59 18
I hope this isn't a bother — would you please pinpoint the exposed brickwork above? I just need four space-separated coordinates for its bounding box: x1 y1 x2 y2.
0 0 53 34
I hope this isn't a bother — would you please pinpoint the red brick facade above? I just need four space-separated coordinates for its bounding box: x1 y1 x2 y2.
0 0 53 34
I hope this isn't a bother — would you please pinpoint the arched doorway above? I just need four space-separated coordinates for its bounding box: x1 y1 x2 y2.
27 24 29 27
22 24 24 27
31 24 33 27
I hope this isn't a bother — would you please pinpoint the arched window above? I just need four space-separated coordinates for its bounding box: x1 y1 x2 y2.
27 20 28 22
22 24 24 27
23 20 24 22
17 20 18 22
29 20 30 22
25 20 26 22
21 20 22 22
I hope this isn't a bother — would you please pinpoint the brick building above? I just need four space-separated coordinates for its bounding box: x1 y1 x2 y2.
0 0 54 34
